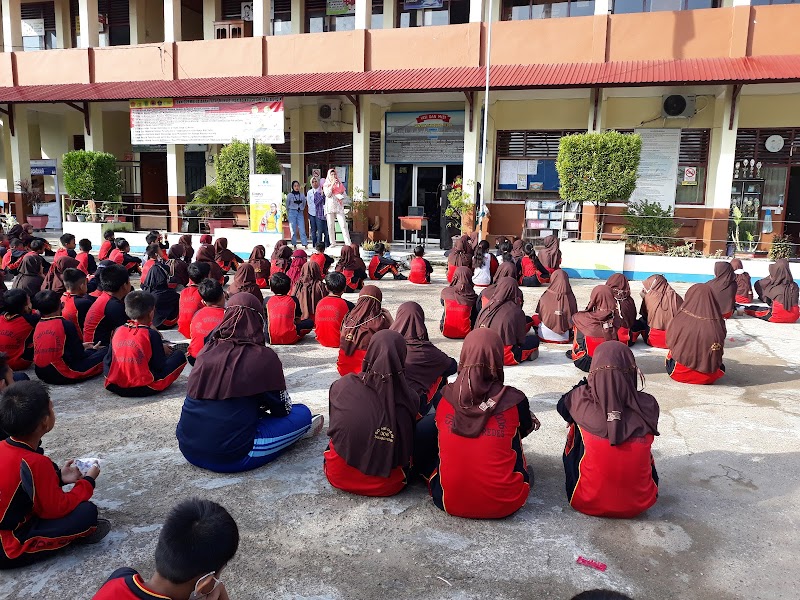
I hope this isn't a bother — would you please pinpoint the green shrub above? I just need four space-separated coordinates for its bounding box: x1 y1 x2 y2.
215 141 281 201
185 185 232 218
624 199 680 249
62 151 123 205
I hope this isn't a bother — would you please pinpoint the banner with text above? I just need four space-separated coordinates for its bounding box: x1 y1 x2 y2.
384 111 465 164
250 174 284 233
630 128 681 210
130 97 285 145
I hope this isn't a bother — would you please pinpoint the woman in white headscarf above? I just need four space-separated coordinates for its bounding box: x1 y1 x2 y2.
323 169 352 246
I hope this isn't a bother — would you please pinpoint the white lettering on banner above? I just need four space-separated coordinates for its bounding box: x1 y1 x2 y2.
130 98 285 145
630 128 681 210
384 111 465 164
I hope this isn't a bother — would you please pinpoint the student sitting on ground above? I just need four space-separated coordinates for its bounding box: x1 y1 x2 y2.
12 253 44 297
141 259 180 330
568 301 617 373
92 498 238 600
447 235 473 283
264 273 314 345
187 279 225 366
416 328 540 519
558 341 660 518
98 229 115 261
145 232 168 261
600 274 639 345
521 242 552 287
0 289 39 370
408 245 433 284
666 283 727 385
368 243 406 281
731 258 753 305
478 261 521 309
166 244 190 288
76 238 97 276
214 238 241 273
177 262 210 338
0 380 108 569
1 238 26 275
286 249 308 286
635 274 683 348
291 261 327 321
178 234 194 263
471 243 492 287
707 261 737 319
248 244 271 288
140 243 161 283
335 244 367 293
314 272 354 348
61 268 96 336
109 238 142 274
310 242 334 276
104 291 187 397
0 353 29 407
270 244 293 276
228 263 264 305
509 239 525 274
32 290 107 385
325 330 418 497
177 293 320 472
475 278 539 366
534 269 577 344
477 240 498 279
537 234 562 280
42 255 80 295
54 233 77 260
84 264 131 347
440 266 479 339
391 302 456 418
747 258 799 323
194 244 226 284
337 285 393 376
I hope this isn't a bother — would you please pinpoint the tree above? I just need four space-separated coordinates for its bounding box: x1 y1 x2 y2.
62 150 123 204
215 140 281 202
556 131 641 241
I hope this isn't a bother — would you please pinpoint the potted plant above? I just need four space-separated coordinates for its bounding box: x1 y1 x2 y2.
349 187 369 235
185 185 234 233
17 179 47 230
360 239 376 260
65 202 78 222
623 200 679 253
101 198 125 222
62 151 123 223
74 204 89 222
445 177 474 238
730 206 759 258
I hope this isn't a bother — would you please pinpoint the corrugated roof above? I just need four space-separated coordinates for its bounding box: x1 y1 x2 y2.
1 55 799 102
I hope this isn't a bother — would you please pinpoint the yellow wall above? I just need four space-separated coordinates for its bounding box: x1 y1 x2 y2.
738 94 800 128
102 111 134 159
492 98 590 131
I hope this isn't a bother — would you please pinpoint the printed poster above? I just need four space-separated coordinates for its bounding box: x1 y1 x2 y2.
384 111 465 164
250 174 284 233
630 128 681 210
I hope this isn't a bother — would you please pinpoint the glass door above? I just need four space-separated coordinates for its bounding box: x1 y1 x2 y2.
414 166 446 239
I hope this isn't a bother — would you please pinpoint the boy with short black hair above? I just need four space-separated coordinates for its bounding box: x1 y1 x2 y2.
368 242 406 280
0 380 108 569
83 264 131 346
145 232 169 260
2 238 27 275
61 267 96 336
54 233 77 261
141 243 163 283
92 497 238 600
0 289 39 370
310 242 334 275
178 262 211 338
314 271 354 348
264 272 314 344
98 229 115 261
109 238 142 274
188 279 225 365
32 290 107 384
76 238 98 275
104 290 187 396
408 245 433 284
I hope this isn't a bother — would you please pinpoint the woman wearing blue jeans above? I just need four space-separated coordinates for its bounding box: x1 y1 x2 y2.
307 176 329 247
286 180 308 248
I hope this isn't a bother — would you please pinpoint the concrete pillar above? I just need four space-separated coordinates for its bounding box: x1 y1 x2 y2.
77 0 99 48
383 0 396 28
704 86 739 253
289 107 303 188
355 0 372 30
352 97 372 199
469 0 484 23
8 107 31 222
167 144 185 232
594 0 610 14
462 93 483 218
129 0 147 44
379 108 391 200
164 0 182 42
253 0 272 36
55 0 72 49
290 0 303 34
2 0 22 53
203 0 222 39
587 88 606 132
84 103 104 152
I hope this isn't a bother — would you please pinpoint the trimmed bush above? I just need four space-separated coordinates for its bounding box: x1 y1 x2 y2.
215 140 281 201
62 151 123 204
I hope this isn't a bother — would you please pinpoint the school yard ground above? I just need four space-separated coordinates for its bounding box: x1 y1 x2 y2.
1 272 798 600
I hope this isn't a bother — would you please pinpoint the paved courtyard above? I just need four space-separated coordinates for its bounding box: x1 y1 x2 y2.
1 271 798 600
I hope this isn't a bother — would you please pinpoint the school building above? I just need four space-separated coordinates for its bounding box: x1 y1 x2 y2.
0 0 799 252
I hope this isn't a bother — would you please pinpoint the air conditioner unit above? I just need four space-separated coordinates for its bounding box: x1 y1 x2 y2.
661 94 696 118
318 101 341 123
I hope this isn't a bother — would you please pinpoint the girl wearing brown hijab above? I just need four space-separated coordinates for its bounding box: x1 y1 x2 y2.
748 258 800 323
537 234 562 280
335 244 367 293
636 274 683 348
271 245 293 276
440 266 479 339
567 289 617 373
177 293 320 473
248 245 271 288
178 234 194 263
166 244 190 288
42 256 80 295
337 285 393 376
731 258 753 305
706 261 737 318
213 238 241 273
557 341 659 518
390 302 457 417
270 239 288 264
228 263 264 305
194 244 226 284
418 328 540 519
447 235 473 283
602 274 639 345
475 278 539 366
666 283 726 384
479 260 522 309
534 269 577 344
286 248 308 285
12 254 44 297
324 330 418 497
291 261 326 321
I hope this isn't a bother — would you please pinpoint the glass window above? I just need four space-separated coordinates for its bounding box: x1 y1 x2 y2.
371 12 384 27
308 15 325 32
272 17 292 34
612 0 644 13
649 0 682 11
333 15 355 30
762 167 788 207
423 8 450 24
503 0 597 19
570 0 596 15
675 166 706 205
22 36 43 51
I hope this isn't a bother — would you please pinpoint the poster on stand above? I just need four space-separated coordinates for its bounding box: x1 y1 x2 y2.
630 128 681 210
250 174 284 233
384 111 464 164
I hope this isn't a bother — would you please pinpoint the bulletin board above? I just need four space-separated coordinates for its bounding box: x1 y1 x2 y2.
496 158 561 192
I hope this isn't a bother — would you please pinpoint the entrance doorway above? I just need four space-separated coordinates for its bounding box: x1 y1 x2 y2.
184 152 206 199
393 165 461 240
785 166 800 242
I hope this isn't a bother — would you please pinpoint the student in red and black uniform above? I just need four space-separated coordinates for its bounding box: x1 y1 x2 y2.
475 278 539 366
0 289 39 370
568 301 617 373
416 328 539 519
666 283 726 385
291 261 327 322
601 274 639 345
537 234 562 282
635 274 683 348
140 243 161 283
286 249 309 287
440 266 479 339
310 242 334 276
334 244 367 293
187 279 225 366
194 244 226 285
264 273 314 345
0 380 109 569
478 261 520 309
731 258 753 306
83 264 132 346
228 263 265 305
53 233 77 261
249 244 271 288
558 341 660 518
477 240 499 279
534 269 577 344
337 285 393 375
60 268 96 337
315 272 354 348
325 330 418 497
178 262 210 338
104 291 187 397
97 229 115 261
368 243 406 281
521 242 552 287
141 260 180 330
145 231 169 261
76 238 98 277
214 238 241 274
747 258 800 323
166 244 190 288
109 238 142 274
408 245 433 284
706 261 737 319
1 238 27 275
92 498 238 600
12 252 44 297
446 235 473 283
32 291 107 385
270 244 292 276
42 255 80 296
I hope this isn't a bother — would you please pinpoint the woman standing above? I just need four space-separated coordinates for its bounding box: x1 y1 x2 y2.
286 180 308 248
323 169 351 246
307 176 328 247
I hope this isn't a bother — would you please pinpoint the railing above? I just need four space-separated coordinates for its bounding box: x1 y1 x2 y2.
117 161 141 196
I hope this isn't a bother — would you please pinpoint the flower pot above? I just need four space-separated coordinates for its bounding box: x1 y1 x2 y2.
208 218 235 233
360 250 375 262
66 214 77 222
77 214 87 222
27 215 49 230
282 222 291 239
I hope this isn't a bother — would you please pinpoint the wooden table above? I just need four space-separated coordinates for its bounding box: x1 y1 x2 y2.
398 216 429 249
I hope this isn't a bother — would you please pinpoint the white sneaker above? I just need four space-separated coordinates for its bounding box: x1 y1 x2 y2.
303 414 325 439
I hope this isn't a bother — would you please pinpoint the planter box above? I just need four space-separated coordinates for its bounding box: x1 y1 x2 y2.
560 240 626 280
27 215 49 230
208 218 235 233
622 253 800 283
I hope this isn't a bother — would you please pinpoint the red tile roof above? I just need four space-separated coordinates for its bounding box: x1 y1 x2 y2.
1 55 799 102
